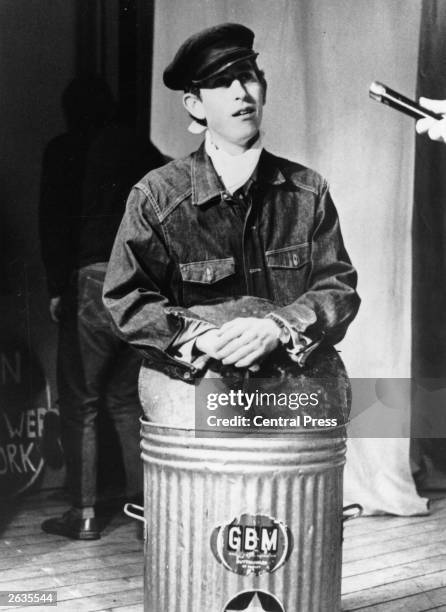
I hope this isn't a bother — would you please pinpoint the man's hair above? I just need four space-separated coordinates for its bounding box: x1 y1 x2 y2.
184 66 267 128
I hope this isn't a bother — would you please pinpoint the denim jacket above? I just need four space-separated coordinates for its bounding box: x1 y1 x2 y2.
103 144 360 381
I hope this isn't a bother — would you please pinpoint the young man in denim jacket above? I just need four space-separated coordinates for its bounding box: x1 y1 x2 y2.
103 24 360 385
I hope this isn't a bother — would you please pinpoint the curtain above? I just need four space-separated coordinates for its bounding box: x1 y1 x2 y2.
151 0 422 379
412 0 446 474
413 0 446 380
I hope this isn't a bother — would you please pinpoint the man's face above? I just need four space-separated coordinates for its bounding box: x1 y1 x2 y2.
185 61 265 153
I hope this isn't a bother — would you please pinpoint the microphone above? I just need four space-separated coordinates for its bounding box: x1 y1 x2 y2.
369 81 443 121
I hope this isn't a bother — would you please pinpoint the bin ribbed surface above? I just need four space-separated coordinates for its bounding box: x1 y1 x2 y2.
141 421 345 612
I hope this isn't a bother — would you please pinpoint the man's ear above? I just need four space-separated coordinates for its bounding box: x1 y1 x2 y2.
258 71 267 105
182 92 206 121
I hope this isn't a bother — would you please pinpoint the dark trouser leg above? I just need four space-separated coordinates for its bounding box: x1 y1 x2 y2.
58 264 142 508
57 270 104 508
106 346 142 498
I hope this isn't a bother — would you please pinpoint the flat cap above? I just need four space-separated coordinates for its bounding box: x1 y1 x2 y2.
163 23 257 91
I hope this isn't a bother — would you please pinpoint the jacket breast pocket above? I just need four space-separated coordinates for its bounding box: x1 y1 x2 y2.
265 243 311 305
179 257 237 305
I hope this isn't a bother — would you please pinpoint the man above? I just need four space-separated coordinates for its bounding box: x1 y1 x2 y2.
103 24 359 393
417 97 446 142
40 76 164 540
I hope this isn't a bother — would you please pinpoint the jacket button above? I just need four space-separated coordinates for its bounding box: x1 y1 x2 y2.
205 267 213 281
183 371 192 380
292 254 299 266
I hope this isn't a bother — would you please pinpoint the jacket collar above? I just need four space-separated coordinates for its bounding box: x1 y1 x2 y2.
191 142 287 206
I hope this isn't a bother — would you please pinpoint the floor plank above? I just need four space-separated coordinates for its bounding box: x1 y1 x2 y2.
342 499 446 610
343 537 446 578
343 523 446 563
7 588 144 612
0 562 143 593
342 570 446 609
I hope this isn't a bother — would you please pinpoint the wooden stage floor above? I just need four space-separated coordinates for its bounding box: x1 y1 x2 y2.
1 492 446 611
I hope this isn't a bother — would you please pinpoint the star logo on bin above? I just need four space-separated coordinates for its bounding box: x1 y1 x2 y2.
223 590 285 612
226 593 264 611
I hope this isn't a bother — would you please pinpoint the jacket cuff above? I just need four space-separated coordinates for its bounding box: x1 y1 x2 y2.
165 308 217 369
268 303 317 334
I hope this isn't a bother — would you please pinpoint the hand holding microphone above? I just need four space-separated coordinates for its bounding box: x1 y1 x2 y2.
416 98 446 143
368 81 446 144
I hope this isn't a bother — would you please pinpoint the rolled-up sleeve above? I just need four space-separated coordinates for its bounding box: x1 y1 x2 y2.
103 186 215 366
270 182 360 345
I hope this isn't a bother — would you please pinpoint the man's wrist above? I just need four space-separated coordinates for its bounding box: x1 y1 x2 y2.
266 313 292 347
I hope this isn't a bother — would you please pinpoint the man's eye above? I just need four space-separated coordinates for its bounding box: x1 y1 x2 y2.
215 77 231 87
238 71 257 83
208 76 231 88
205 70 257 88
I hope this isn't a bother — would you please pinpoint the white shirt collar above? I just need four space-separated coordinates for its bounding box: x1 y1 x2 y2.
204 130 263 194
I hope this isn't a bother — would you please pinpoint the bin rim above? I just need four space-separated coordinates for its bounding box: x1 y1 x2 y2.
139 417 346 438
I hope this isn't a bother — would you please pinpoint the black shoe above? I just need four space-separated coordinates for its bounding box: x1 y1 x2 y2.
41 509 100 540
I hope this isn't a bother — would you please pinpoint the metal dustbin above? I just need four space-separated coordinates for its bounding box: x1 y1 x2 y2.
125 297 356 612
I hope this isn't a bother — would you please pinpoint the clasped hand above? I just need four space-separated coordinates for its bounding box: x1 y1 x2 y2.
195 317 281 368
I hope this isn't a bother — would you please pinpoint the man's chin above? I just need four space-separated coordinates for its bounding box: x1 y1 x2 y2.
238 130 261 149
210 127 261 153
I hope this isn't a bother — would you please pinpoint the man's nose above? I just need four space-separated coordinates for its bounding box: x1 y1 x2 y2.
230 78 248 98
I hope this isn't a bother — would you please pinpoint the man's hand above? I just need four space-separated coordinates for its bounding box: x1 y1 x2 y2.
210 317 281 368
49 296 61 323
416 97 446 143
195 328 224 360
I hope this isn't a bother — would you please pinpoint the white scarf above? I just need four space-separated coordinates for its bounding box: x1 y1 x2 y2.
204 130 263 194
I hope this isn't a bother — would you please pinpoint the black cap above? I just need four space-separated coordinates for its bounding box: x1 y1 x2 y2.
163 23 257 91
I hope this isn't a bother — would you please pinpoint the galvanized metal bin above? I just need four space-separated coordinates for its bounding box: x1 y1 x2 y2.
129 297 352 611
137 408 346 611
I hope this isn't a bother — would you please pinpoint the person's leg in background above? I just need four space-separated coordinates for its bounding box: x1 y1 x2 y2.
105 342 143 503
42 263 139 539
75 263 143 504
42 268 102 539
